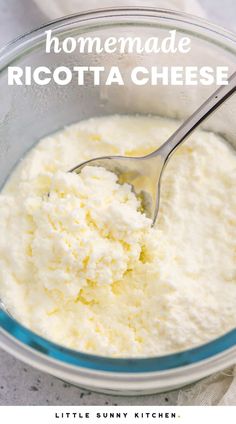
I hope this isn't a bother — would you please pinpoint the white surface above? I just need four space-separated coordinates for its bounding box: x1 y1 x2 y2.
0 0 235 407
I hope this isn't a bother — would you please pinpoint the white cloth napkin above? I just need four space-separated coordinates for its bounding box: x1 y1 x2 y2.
178 367 236 406
32 0 236 405
35 0 206 20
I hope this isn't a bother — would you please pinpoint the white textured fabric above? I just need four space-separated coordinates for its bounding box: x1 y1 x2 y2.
34 0 206 20
178 367 236 406
32 0 235 406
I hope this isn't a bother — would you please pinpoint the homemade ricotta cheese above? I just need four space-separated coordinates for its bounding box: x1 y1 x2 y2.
0 115 235 356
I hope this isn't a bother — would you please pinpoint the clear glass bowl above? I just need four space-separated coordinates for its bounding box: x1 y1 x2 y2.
0 8 235 395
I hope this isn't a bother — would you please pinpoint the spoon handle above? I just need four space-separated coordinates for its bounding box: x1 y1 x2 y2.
156 71 236 160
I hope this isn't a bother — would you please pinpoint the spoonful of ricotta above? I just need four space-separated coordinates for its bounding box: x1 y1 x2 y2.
71 72 236 225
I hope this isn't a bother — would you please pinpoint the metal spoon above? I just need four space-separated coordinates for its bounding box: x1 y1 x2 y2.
72 72 236 226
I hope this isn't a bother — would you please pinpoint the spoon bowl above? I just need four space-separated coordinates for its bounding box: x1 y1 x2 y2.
71 152 166 225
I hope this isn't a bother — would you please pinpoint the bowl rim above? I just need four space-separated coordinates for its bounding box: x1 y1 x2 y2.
0 7 235 376
1 311 236 374
0 6 236 67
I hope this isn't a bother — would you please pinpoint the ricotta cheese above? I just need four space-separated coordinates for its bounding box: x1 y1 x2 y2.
0 115 235 357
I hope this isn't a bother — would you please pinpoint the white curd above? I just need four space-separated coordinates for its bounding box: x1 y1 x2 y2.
0 115 235 357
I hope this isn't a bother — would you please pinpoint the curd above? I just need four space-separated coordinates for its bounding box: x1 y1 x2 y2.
0 115 235 357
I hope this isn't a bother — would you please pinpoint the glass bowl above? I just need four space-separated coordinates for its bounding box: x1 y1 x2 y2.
0 8 235 395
